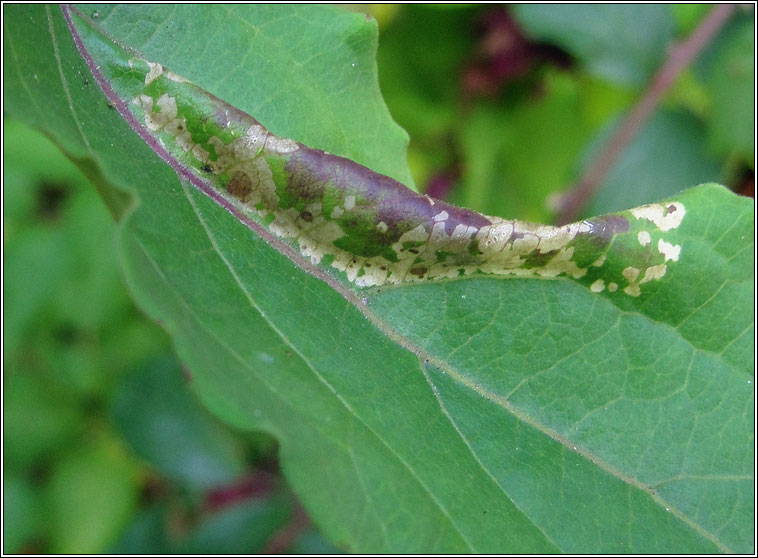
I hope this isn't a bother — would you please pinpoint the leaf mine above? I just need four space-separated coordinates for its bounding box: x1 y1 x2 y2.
66 7 687 296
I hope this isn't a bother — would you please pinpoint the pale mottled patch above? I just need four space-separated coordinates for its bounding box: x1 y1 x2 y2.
535 247 586 279
536 221 591 253
622 267 640 283
631 202 686 232
477 222 513 252
192 144 210 163
144 62 164 86
624 283 641 297
129 59 687 296
657 239 681 262
265 135 299 155
621 266 642 297
640 264 667 284
164 70 189 83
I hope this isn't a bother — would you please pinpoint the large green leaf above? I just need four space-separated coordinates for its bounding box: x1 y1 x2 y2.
701 17 755 163
3 4 753 553
512 4 674 87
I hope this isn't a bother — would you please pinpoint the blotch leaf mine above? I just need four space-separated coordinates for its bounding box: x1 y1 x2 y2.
67 6 690 297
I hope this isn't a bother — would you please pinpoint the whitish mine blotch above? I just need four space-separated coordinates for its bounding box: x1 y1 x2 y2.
658 239 681 262
120 50 689 295
631 202 686 232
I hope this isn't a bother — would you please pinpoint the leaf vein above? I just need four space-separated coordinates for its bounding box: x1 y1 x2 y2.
179 178 476 552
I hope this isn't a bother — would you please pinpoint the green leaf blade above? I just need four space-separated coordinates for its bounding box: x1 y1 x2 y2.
81 3 415 188
4 4 753 554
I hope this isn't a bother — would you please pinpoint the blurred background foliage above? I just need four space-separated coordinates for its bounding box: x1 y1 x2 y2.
2 4 754 554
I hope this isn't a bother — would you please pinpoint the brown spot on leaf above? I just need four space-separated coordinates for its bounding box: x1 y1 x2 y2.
410 266 427 278
227 171 252 199
300 210 313 222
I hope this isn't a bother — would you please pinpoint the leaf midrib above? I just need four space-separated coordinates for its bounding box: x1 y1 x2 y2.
179 176 730 552
132 230 471 552
179 180 478 552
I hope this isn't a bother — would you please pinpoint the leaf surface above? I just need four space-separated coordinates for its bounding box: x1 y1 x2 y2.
3 4 753 553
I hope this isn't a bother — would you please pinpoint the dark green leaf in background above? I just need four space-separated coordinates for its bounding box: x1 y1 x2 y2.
701 17 755 163
512 4 674 86
585 110 723 216
45 438 140 553
451 70 596 222
3 474 42 553
111 356 248 491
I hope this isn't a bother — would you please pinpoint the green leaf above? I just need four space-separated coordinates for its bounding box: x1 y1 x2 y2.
176 494 291 554
701 18 755 163
3 474 42 553
287 526 345 555
111 356 249 491
451 70 596 222
45 439 140 553
106 505 171 554
4 4 753 554
109 492 295 554
671 4 714 35
512 4 675 87
3 371 85 469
